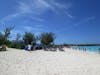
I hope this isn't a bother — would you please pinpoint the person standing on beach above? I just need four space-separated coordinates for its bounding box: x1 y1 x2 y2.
84 48 86 52
28 44 32 51
99 48 100 54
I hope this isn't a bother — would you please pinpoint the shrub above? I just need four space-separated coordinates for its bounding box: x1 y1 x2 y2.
23 32 36 45
40 32 55 46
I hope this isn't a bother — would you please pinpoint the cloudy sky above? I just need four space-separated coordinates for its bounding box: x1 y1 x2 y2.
0 0 100 44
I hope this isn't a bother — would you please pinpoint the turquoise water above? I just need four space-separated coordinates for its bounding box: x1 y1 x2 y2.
71 46 100 53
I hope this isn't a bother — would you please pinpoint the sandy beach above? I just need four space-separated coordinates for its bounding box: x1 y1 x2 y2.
0 48 100 75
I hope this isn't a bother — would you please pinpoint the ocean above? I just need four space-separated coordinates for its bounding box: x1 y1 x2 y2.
71 46 100 53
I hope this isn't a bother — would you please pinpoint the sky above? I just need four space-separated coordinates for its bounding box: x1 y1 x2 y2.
0 0 100 44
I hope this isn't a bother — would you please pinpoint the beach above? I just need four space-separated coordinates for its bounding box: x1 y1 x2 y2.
0 48 100 75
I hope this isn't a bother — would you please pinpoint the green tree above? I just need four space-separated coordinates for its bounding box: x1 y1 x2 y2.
40 32 55 46
0 26 14 45
0 32 5 45
0 26 14 51
4 26 14 39
9 33 22 49
23 32 36 45
15 33 21 42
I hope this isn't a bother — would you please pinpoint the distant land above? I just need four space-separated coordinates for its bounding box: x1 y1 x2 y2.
63 44 100 46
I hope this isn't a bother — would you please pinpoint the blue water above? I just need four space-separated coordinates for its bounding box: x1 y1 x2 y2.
71 46 100 53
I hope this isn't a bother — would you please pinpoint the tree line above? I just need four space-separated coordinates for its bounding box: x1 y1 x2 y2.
0 26 55 50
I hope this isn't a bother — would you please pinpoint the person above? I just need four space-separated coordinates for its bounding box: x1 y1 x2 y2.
24 44 32 51
99 48 100 54
24 45 28 51
84 48 86 51
27 44 32 51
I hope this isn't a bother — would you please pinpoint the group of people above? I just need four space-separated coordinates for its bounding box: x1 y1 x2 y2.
24 44 43 51
24 44 32 51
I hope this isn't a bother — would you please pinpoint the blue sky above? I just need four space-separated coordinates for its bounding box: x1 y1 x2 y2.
0 0 100 44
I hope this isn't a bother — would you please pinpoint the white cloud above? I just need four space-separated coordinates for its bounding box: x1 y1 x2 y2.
22 24 49 32
0 13 20 24
54 16 95 33
29 16 45 22
74 16 95 26
18 1 32 14
17 0 72 14
65 12 73 18
0 0 72 24
23 26 33 32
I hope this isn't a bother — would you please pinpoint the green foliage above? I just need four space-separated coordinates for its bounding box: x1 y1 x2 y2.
0 32 11 46
0 26 13 51
4 26 14 39
0 33 5 45
23 32 36 45
8 40 25 49
15 33 21 42
0 26 14 46
40 32 55 46
0 25 56 50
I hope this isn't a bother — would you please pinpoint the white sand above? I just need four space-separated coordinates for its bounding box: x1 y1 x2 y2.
0 48 100 75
